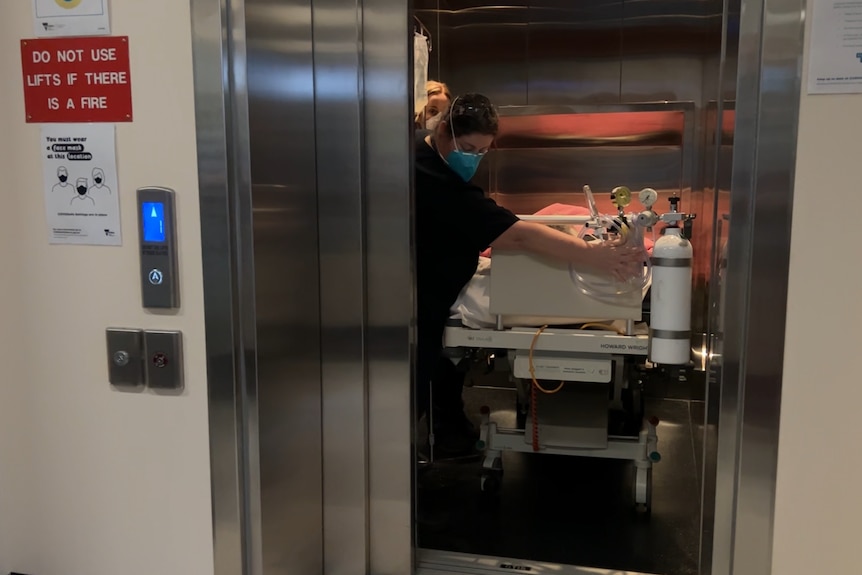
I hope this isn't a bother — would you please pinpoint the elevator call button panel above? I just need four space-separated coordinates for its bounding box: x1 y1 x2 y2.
137 187 179 309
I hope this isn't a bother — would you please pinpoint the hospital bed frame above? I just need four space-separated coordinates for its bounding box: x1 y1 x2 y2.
439 194 694 514
443 323 661 513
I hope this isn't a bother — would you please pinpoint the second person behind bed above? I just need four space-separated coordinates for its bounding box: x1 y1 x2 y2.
414 80 452 132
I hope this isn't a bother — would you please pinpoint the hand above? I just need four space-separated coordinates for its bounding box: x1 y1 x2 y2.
579 239 646 282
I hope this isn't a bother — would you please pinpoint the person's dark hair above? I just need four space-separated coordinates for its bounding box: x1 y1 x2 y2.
443 93 499 138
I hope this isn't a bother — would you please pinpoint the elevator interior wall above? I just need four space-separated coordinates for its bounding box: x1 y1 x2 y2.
413 0 733 386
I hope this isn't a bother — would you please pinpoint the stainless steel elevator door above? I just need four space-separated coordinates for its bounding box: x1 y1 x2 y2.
195 0 413 571
246 0 324 571
246 0 414 573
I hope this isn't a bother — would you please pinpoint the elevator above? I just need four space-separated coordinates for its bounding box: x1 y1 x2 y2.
190 0 804 573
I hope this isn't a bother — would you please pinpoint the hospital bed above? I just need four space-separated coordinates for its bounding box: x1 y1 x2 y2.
442 189 693 514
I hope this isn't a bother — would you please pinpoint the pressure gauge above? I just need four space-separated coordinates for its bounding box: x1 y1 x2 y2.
639 187 658 208
611 186 632 209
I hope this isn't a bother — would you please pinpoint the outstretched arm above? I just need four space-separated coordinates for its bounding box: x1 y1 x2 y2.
491 220 641 279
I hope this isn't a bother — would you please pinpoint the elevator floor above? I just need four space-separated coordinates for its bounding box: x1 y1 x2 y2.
417 390 702 575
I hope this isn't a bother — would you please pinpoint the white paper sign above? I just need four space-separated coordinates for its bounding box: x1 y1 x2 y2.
808 1 862 94
41 124 121 246
33 0 111 38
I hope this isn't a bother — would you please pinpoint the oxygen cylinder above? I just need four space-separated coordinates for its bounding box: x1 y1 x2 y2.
649 227 692 365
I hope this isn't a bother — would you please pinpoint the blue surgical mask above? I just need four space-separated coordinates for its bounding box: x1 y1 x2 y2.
445 149 482 182
445 99 484 182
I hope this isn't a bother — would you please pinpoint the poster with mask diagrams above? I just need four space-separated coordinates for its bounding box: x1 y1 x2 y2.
41 123 121 246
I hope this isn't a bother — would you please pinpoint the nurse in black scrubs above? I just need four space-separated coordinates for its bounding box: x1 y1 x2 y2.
415 93 643 458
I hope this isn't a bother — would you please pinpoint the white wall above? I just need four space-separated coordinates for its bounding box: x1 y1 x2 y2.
0 32 30 573
771 13 862 575
0 3 213 574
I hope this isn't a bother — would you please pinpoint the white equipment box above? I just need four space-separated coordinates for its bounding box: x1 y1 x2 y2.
511 351 613 383
489 251 644 321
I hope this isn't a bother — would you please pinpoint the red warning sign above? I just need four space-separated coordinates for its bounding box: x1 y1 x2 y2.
21 36 133 124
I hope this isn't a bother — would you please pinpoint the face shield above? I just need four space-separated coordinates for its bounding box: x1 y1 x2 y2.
444 96 490 182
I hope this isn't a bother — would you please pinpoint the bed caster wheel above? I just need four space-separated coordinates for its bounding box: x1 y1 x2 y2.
480 471 502 495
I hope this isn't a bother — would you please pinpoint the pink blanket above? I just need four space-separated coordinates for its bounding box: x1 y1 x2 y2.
481 203 655 258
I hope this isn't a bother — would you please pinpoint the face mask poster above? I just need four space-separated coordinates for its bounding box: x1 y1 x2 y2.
40 124 120 246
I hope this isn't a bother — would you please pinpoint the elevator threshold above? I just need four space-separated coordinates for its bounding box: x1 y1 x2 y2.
416 549 661 574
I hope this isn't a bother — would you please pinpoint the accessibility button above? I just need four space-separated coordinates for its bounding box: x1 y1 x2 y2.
148 269 164 285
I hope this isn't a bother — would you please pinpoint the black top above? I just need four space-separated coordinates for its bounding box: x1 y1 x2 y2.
414 132 518 382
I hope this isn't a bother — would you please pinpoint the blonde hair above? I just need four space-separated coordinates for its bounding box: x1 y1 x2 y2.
415 81 452 128
426 80 451 101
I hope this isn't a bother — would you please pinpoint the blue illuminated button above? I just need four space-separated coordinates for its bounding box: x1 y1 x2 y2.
142 202 166 243
148 269 164 285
